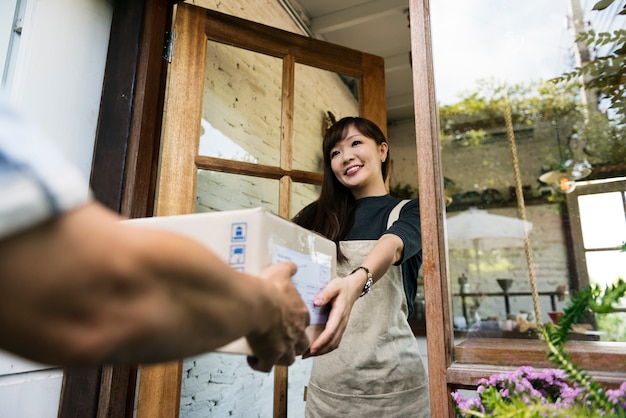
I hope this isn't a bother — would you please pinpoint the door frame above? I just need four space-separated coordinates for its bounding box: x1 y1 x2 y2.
59 0 171 417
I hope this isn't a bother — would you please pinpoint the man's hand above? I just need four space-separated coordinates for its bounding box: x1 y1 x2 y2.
246 262 310 372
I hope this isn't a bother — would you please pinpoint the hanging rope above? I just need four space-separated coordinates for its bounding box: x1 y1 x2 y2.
503 98 543 327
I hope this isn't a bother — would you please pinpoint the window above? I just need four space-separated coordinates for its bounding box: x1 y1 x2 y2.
567 179 626 341
409 1 626 415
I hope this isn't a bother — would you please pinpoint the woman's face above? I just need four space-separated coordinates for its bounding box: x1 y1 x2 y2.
329 124 388 199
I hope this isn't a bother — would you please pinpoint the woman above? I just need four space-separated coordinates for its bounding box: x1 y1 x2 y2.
294 116 430 417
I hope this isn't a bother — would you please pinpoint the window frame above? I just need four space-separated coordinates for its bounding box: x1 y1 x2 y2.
566 178 626 289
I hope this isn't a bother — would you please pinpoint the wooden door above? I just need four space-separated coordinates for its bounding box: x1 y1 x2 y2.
135 3 386 417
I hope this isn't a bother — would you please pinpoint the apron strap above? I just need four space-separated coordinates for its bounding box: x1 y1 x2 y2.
387 199 410 229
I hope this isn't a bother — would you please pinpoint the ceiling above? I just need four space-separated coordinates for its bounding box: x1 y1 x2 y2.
284 0 414 123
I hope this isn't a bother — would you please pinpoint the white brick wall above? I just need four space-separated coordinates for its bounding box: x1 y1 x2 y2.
387 120 571 325
447 205 569 324
180 355 274 417
387 119 419 190
386 118 564 199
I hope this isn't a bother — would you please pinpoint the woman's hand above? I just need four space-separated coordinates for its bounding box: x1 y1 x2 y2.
303 271 364 357
304 235 404 358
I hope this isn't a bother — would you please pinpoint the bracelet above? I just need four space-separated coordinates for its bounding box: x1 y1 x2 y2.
351 266 373 297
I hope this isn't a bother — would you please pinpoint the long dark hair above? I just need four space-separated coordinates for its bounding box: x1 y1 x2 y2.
293 116 390 262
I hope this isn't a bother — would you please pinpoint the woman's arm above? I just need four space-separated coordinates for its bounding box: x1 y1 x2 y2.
305 233 404 356
0 201 310 371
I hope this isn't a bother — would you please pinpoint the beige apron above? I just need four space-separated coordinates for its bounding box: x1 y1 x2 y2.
305 203 430 418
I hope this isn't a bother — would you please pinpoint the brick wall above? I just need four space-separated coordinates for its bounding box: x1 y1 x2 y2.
387 119 571 327
387 118 563 199
447 205 569 325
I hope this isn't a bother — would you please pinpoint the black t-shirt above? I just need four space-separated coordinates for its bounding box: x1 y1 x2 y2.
344 194 423 318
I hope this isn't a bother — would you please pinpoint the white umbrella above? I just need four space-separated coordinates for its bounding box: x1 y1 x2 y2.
446 207 533 250
446 207 533 280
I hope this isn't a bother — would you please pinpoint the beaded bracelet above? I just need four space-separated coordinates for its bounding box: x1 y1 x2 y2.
351 266 373 297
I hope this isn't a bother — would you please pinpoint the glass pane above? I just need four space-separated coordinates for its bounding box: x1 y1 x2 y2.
589 244 626 341
200 40 282 165
579 192 626 249
292 63 359 172
587 250 626 342
586 250 626 295
290 182 320 219
430 0 626 350
195 170 279 212
578 183 626 342
448 205 570 333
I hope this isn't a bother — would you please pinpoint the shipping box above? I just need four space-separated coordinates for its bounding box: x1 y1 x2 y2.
123 207 335 355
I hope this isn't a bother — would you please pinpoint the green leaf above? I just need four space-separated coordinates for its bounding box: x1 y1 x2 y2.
593 0 616 11
615 43 626 56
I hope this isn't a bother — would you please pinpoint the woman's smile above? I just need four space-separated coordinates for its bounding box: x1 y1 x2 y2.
345 164 363 176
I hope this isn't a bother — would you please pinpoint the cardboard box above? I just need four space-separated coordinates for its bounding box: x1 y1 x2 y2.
123 207 335 355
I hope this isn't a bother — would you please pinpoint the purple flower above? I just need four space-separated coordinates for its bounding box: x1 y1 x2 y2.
451 391 485 417
606 384 626 407
451 365 625 416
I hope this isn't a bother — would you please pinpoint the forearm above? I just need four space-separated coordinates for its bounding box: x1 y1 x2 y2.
349 234 404 295
0 202 278 365
121 226 281 363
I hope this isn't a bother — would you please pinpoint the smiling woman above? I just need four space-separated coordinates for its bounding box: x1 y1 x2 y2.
293 116 429 417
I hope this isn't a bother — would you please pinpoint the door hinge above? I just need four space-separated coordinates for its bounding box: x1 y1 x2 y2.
13 19 23 35
163 30 175 63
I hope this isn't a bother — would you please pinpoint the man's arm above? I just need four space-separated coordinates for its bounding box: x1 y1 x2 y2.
0 201 310 371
